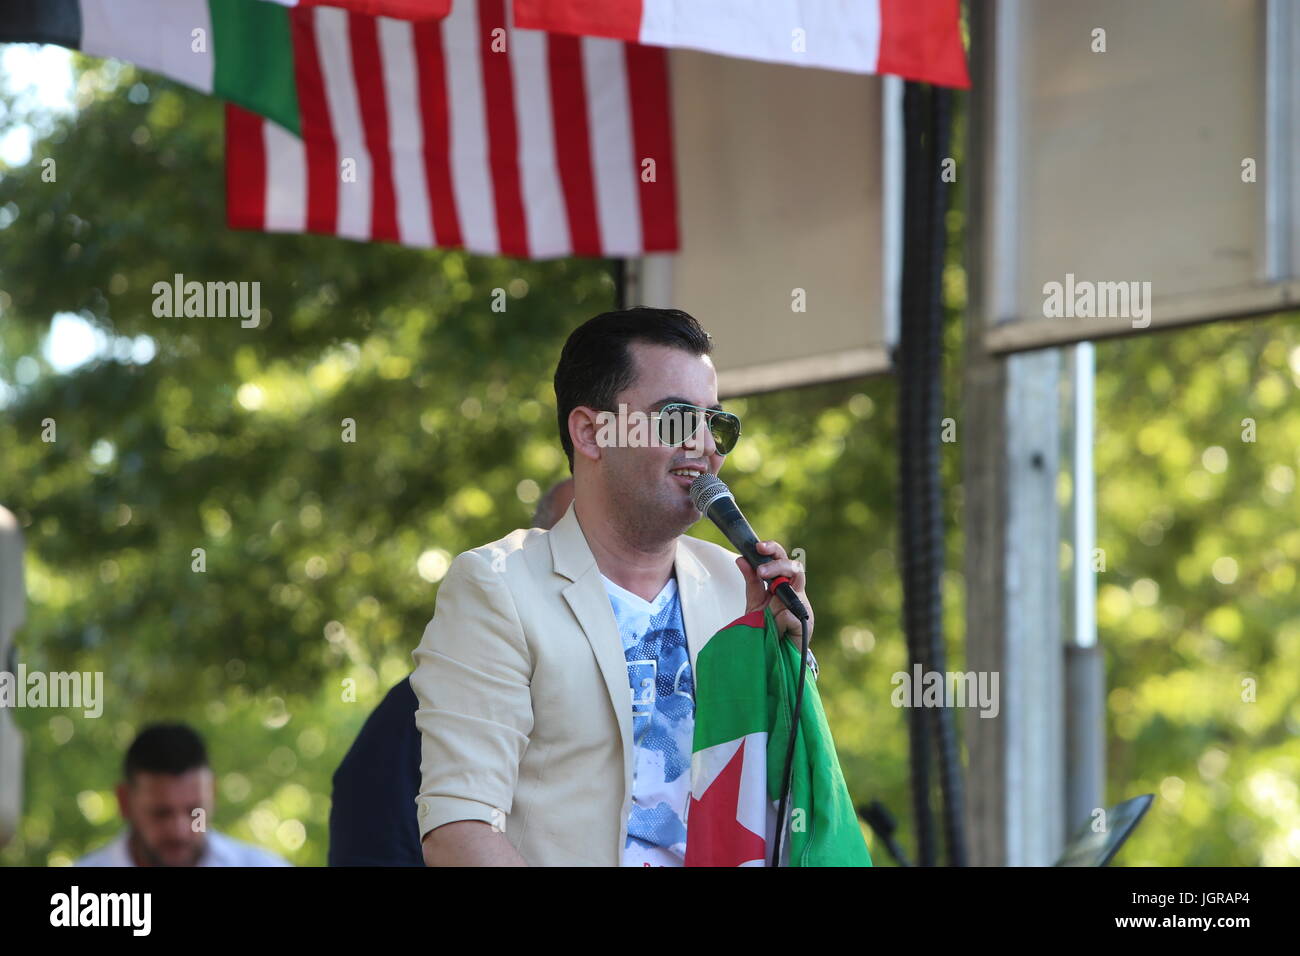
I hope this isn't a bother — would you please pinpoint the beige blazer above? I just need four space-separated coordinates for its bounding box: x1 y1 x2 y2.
411 500 749 866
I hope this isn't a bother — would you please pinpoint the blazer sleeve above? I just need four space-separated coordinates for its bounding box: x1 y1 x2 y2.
410 548 534 840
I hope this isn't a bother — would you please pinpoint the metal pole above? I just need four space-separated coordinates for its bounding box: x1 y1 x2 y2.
1064 343 1104 835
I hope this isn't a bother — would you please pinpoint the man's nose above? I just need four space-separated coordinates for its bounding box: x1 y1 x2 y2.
683 416 717 460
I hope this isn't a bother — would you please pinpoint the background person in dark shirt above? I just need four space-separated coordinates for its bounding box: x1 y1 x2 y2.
328 479 574 866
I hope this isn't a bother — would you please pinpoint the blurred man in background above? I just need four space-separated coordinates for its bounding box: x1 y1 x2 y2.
76 722 289 867
328 478 574 866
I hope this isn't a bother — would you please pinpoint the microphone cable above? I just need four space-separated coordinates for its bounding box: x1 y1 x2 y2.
770 613 811 867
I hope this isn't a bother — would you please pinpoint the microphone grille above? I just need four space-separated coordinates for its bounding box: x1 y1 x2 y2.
689 472 731 512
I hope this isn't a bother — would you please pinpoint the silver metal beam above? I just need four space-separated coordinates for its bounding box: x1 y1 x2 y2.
964 0 1067 866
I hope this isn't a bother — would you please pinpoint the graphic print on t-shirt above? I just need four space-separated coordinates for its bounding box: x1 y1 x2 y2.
601 573 695 867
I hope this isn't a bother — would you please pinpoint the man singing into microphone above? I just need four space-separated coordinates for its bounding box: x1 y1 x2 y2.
412 307 815 866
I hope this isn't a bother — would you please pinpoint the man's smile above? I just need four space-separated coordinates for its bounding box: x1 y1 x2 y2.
668 464 708 491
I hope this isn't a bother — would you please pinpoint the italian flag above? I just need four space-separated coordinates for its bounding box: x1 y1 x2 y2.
0 0 306 131
686 608 872 867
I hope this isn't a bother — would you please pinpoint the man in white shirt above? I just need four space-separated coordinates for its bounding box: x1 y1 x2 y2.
76 723 289 867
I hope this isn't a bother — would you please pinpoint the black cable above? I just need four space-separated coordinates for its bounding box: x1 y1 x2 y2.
771 614 811 867
859 801 913 867
898 80 968 868
898 79 938 868
922 85 968 868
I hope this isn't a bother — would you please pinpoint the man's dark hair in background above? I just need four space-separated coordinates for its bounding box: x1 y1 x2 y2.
328 478 575 866
126 723 208 780
553 307 713 474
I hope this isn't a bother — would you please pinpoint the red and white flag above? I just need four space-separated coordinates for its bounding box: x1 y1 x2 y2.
227 0 678 257
259 0 453 19
515 0 970 88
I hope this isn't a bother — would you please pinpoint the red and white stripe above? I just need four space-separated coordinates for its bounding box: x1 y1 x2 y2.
514 0 971 89
258 0 452 18
227 0 678 258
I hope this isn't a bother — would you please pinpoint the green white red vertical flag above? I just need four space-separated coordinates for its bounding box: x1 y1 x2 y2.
686 609 872 867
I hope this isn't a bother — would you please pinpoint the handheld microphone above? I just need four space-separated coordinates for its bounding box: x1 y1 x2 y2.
689 473 808 622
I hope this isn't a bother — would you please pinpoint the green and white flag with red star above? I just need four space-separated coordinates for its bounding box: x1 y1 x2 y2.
685 608 872 867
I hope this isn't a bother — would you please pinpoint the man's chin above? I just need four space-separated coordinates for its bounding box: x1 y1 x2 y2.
156 846 203 867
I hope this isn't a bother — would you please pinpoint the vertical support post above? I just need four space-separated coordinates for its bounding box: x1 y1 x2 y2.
964 0 1067 866
1064 343 1104 837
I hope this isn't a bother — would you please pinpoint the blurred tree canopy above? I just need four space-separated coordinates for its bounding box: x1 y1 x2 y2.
0 55 1296 867
1094 319 1300 865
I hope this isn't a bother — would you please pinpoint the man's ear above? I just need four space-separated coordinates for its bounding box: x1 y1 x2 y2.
569 406 608 465
115 781 131 821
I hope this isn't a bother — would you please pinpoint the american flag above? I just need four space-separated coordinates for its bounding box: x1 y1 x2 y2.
227 0 678 258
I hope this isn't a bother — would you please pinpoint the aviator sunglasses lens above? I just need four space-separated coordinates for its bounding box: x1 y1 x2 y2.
657 406 686 446
709 414 739 454
658 405 701 446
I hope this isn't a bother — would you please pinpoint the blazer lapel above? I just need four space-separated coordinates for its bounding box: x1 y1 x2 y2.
549 504 633 787
674 537 723 677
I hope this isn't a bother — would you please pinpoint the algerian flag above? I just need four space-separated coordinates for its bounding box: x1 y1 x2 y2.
685 608 872 867
0 0 302 131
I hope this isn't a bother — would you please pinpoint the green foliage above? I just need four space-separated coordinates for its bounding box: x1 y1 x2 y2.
1093 317 1300 865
